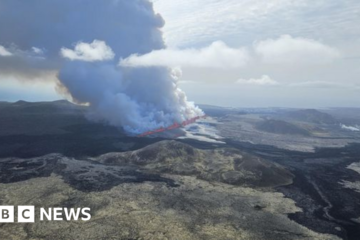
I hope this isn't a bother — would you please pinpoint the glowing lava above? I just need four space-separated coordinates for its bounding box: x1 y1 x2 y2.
138 115 207 137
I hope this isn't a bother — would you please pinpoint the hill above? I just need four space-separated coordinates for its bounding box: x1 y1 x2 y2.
96 140 294 188
285 109 337 124
256 119 310 136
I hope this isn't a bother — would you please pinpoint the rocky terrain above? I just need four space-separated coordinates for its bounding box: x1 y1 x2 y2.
1 101 360 239
0 170 337 240
217 113 360 152
95 141 294 188
0 139 337 240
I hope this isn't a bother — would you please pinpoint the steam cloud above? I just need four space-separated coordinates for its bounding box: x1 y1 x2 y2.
0 0 203 134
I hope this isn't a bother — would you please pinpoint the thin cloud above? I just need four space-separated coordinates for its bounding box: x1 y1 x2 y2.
289 81 360 89
236 75 279 86
121 35 340 70
152 0 360 49
152 0 305 47
120 41 250 69
32 47 44 55
254 35 340 65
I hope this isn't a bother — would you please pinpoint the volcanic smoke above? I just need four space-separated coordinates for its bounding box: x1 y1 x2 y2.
0 0 203 134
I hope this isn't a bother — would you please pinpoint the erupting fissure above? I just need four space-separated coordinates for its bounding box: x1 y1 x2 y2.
138 115 207 137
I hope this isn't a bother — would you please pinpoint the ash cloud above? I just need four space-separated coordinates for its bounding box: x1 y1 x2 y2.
0 0 203 134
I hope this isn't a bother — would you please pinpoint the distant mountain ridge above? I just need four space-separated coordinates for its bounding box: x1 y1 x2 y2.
256 119 310 136
284 109 337 124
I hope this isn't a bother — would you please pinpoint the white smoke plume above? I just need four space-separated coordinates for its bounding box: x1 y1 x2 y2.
0 0 203 134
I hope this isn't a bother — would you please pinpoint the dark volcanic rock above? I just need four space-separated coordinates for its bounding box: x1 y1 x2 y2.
0 154 177 192
0 140 293 191
96 140 294 188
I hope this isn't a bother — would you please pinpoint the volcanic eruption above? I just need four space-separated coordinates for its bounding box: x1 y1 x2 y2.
0 0 203 134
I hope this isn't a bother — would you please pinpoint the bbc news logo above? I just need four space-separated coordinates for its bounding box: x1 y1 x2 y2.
0 206 91 223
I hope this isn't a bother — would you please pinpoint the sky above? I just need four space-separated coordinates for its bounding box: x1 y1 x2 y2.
1 0 360 108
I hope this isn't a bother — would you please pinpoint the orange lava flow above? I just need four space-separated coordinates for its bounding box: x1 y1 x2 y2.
137 115 207 137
